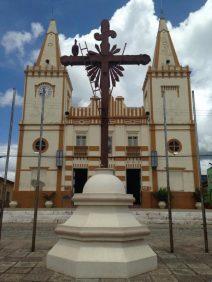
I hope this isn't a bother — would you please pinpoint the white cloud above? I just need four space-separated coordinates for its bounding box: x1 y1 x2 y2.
0 89 23 107
31 22 44 38
0 144 18 181
1 22 44 57
201 159 212 175
171 0 212 156
1 31 32 56
58 0 212 165
25 49 40 66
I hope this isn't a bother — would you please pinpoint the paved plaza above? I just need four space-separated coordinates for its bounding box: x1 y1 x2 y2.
0 222 212 281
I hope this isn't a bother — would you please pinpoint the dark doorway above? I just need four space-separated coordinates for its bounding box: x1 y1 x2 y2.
73 169 88 193
126 169 141 205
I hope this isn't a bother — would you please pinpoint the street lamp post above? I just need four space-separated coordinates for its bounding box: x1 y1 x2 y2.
31 88 45 252
192 90 208 253
162 89 174 253
0 88 16 240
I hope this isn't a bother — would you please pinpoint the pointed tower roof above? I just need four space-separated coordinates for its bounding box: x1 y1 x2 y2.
35 19 61 67
152 18 180 69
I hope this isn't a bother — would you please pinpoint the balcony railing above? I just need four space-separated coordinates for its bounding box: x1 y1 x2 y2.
73 146 88 157
126 146 141 157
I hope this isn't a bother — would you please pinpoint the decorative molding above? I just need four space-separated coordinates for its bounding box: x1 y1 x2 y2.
161 85 180 97
142 176 150 182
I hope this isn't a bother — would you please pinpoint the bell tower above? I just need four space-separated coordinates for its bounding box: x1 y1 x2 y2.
14 20 73 207
22 19 72 124
143 18 199 208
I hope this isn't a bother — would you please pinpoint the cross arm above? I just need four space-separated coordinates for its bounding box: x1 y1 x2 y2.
60 55 101 67
109 54 151 65
60 54 150 67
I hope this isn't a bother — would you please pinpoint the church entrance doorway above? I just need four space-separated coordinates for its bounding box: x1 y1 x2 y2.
73 169 88 193
126 169 141 205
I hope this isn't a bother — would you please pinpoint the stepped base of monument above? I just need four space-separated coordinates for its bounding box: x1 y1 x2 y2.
47 238 157 278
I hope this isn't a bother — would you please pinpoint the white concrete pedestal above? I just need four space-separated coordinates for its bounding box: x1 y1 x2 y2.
47 168 157 278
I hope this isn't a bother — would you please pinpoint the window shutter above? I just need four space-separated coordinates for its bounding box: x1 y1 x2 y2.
56 150 63 168
151 150 158 169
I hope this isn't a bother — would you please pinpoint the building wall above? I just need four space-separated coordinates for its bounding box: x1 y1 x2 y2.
0 178 14 207
63 123 151 193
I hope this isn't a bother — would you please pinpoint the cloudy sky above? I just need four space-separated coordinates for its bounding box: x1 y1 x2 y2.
0 0 211 180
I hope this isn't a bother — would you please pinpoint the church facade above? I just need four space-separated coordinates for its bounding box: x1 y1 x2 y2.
13 19 199 208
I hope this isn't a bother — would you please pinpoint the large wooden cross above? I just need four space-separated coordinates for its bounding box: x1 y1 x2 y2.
61 19 150 168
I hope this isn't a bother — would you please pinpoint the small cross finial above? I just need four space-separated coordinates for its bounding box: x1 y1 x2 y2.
94 19 116 55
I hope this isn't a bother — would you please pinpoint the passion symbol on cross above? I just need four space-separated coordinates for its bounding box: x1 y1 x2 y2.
61 19 151 168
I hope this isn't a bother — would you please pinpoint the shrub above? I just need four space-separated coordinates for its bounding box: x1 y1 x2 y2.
153 187 168 202
43 192 56 202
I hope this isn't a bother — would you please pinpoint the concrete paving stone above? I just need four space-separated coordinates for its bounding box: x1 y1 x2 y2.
150 274 178 282
7 256 31 262
176 253 197 259
158 253 178 259
201 274 212 281
129 274 152 281
48 272 75 281
1 256 21 262
0 248 13 256
22 267 55 282
166 262 189 269
150 268 171 275
8 249 29 258
0 273 25 281
186 262 211 270
29 266 54 275
174 275 206 282
14 261 38 268
193 268 212 275
157 262 167 269
21 256 43 262
101 279 129 282
6 266 32 274
0 261 17 267
0 261 16 273
180 258 200 264
27 250 46 258
161 257 181 264
203 260 212 268
22 272 53 281
172 268 197 276
76 279 100 282
34 260 46 267
0 265 12 273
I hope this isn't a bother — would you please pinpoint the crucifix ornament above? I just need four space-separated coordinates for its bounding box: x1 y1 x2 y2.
61 19 151 168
